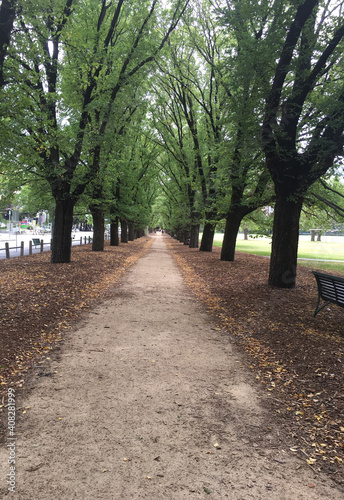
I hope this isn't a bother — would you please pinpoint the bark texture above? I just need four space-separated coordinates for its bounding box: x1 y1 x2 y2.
268 194 303 288
121 219 128 243
128 222 135 242
51 198 74 263
221 210 246 262
91 206 104 252
0 0 16 88
199 222 215 252
189 224 200 249
110 217 119 246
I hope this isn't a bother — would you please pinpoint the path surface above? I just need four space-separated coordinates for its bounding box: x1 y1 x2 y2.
0 235 342 499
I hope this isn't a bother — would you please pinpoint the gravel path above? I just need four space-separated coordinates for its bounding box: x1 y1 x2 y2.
0 235 342 499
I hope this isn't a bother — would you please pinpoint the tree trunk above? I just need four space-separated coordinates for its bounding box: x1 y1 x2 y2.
0 0 16 89
200 222 215 252
177 230 185 243
189 224 200 248
128 222 135 241
268 194 303 288
51 198 75 263
91 205 104 252
110 217 119 246
121 219 128 243
220 211 244 261
183 230 190 245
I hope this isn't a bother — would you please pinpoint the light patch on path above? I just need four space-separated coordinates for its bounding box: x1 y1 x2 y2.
0 235 342 499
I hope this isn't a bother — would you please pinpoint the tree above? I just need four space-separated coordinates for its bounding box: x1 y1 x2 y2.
300 176 344 232
86 102 160 251
13 180 55 220
213 0 344 275
3 0 189 263
85 90 142 252
150 70 200 245
184 8 229 251
261 0 344 287
154 153 192 240
151 34 230 248
0 0 16 89
187 0 273 259
113 124 160 241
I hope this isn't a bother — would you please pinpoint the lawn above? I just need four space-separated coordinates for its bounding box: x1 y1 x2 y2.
211 233 344 273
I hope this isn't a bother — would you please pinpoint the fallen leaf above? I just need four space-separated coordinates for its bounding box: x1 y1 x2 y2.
306 458 317 465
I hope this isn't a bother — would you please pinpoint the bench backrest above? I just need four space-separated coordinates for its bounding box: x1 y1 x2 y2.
311 271 344 307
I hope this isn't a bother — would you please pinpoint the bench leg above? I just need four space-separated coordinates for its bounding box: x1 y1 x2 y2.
313 296 331 317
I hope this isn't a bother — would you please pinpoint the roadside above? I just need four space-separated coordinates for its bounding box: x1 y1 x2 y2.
0 230 94 259
0 234 342 499
167 238 344 485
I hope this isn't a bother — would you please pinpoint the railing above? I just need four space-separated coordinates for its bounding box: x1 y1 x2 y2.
0 235 95 260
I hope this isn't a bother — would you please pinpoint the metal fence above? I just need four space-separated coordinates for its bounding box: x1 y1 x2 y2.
0 235 95 260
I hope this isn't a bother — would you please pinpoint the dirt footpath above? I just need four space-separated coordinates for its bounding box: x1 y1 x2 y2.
0 234 342 499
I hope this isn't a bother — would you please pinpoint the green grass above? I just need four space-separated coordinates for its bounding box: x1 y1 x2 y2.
297 260 344 273
213 237 344 259
297 241 344 261
211 234 344 274
233 239 273 256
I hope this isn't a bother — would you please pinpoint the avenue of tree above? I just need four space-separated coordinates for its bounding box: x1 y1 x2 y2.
1 0 344 288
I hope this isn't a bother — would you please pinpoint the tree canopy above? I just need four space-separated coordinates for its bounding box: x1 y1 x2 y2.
1 0 344 287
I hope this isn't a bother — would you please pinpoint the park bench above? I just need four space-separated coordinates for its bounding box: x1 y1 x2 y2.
311 271 344 317
32 238 41 246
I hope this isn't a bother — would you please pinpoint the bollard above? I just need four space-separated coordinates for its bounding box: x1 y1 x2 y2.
29 241 32 255
21 241 24 256
5 242 9 259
